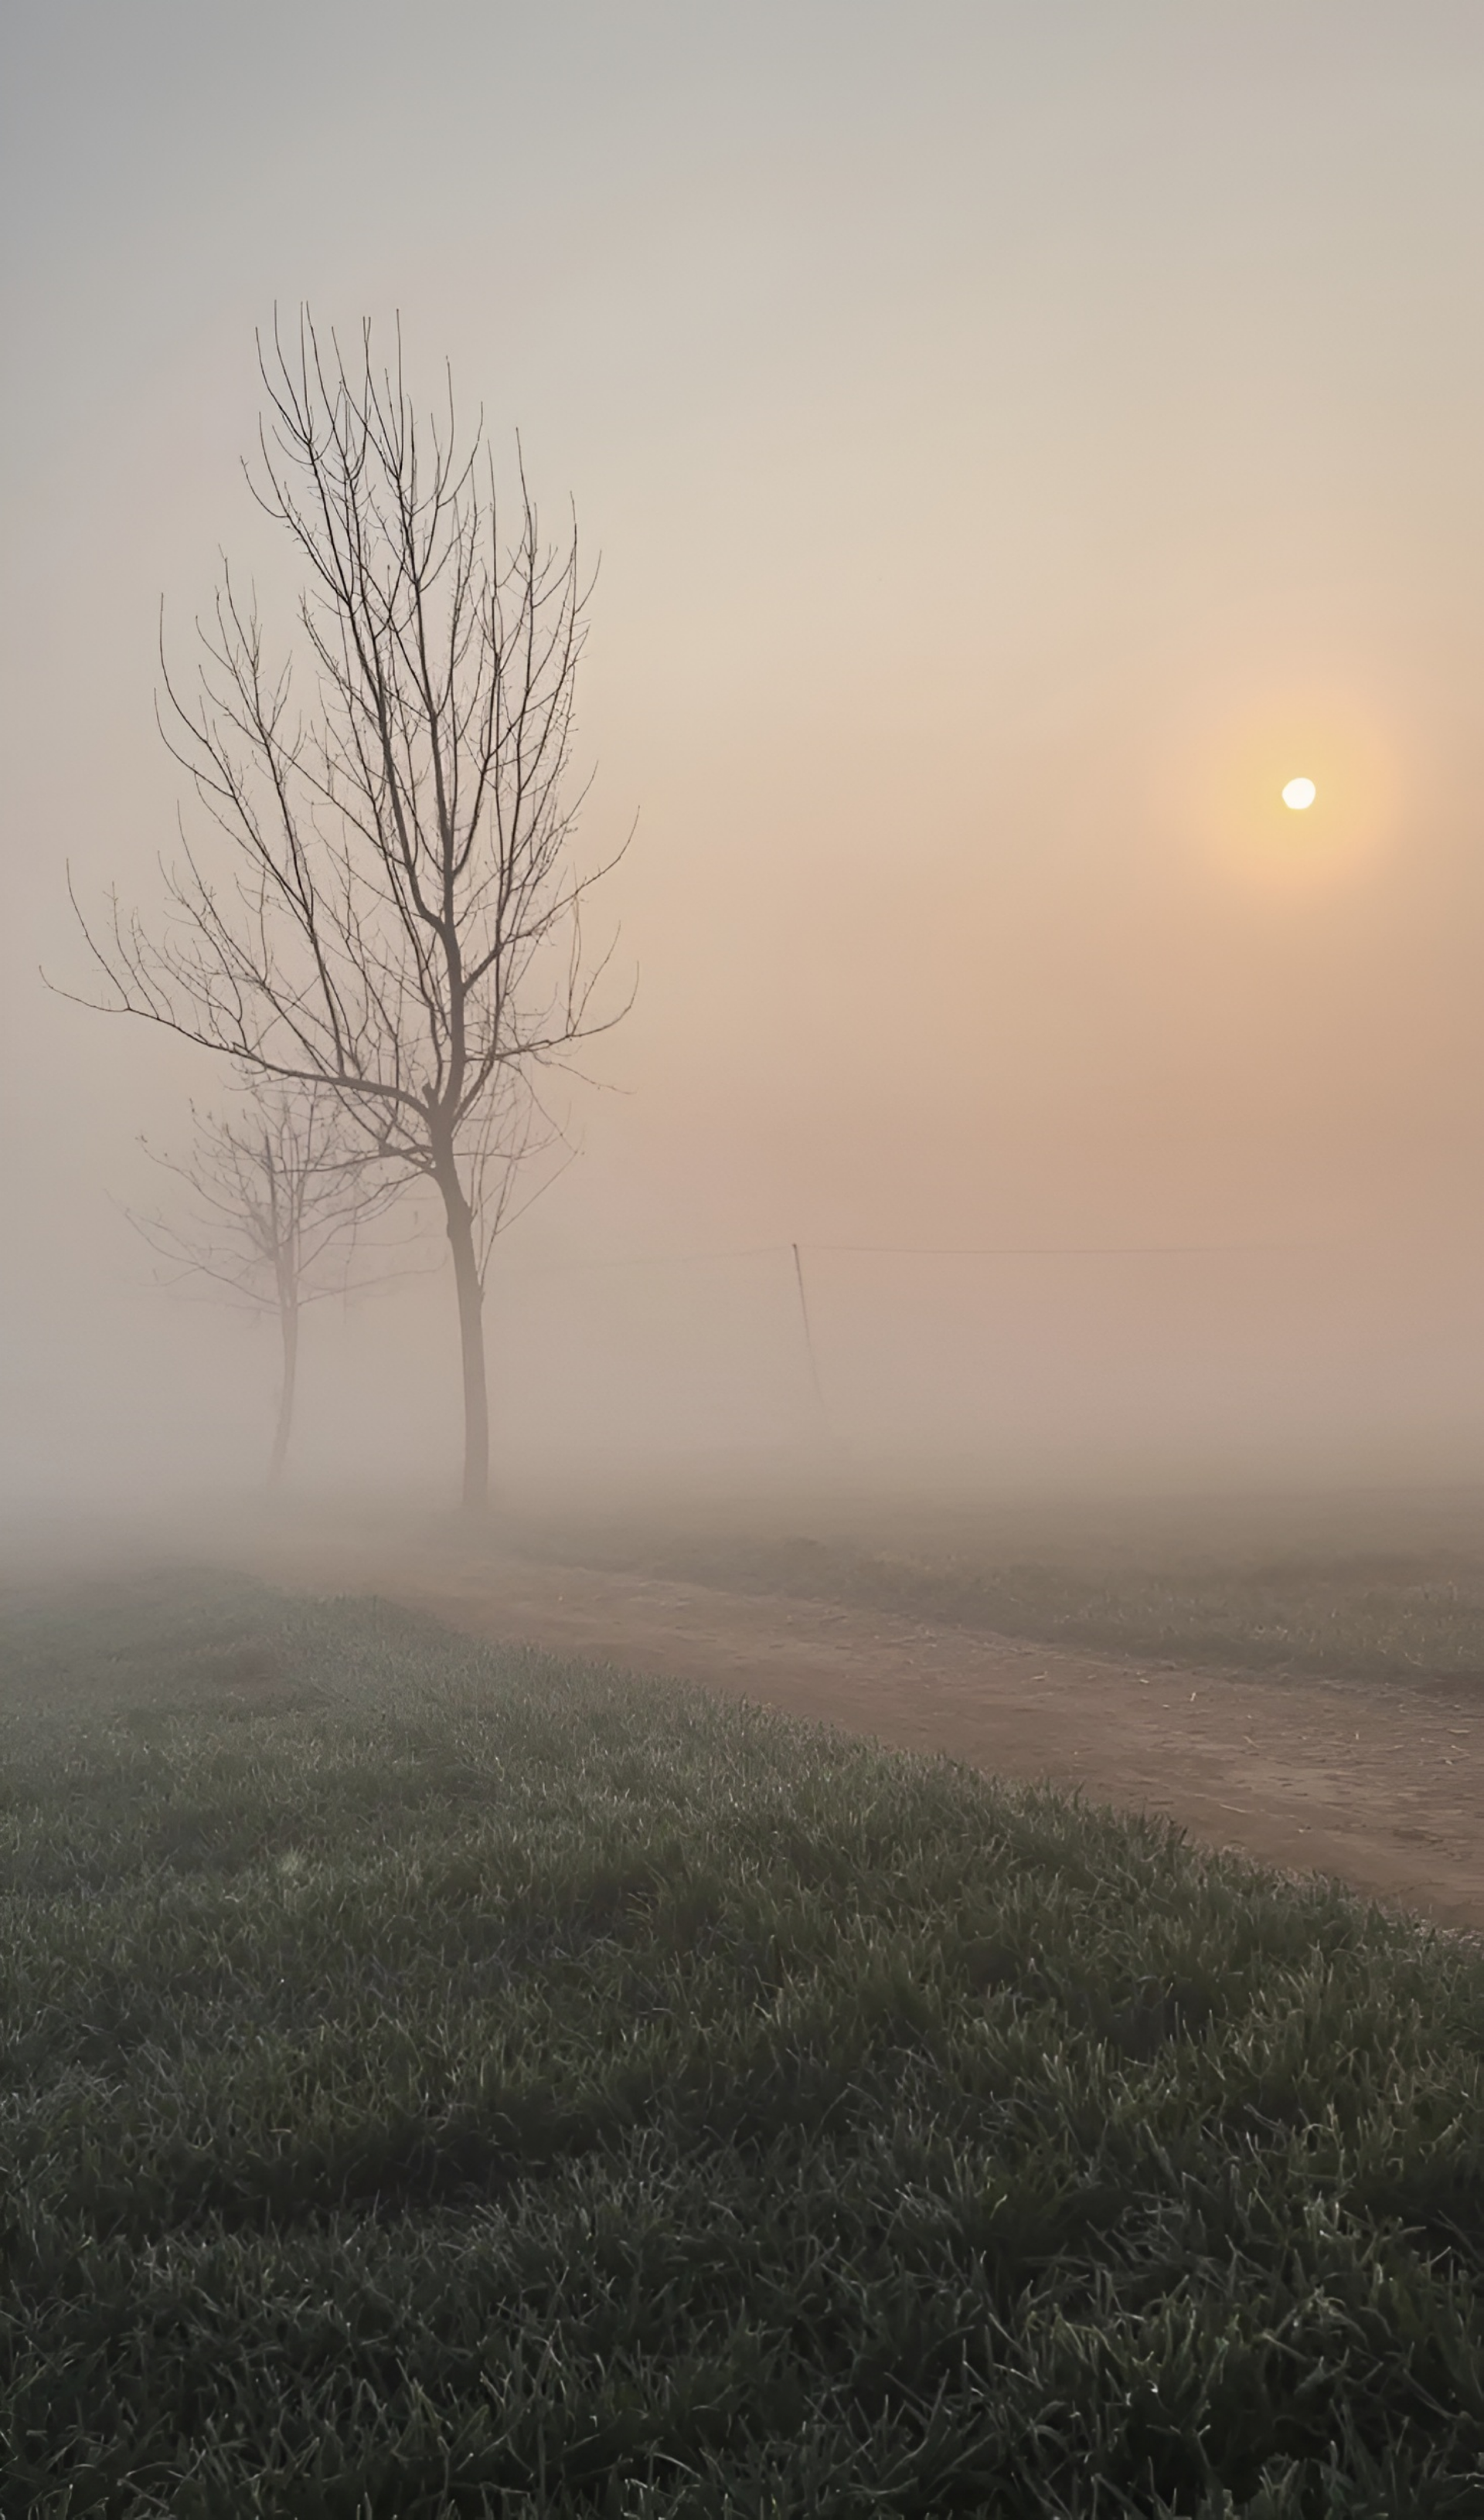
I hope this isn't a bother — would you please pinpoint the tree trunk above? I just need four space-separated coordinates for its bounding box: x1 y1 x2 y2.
439 1168 490 1514
267 1291 299 1490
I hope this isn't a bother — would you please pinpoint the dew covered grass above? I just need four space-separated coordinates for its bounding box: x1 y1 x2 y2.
2 1570 1482 2515
567 1528 1484 1686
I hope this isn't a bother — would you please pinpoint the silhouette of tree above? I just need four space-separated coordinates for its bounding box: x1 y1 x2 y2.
130 1085 407 1487
64 311 627 1509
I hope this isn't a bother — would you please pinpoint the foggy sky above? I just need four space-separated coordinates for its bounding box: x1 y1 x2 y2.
4 2 1484 1506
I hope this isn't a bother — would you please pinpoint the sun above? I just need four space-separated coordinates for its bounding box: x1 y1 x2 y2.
1171 695 1396 893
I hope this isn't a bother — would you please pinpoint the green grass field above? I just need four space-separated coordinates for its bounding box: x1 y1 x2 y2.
2 1572 1483 2516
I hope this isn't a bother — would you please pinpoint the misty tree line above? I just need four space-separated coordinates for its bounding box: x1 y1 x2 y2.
56 315 627 1511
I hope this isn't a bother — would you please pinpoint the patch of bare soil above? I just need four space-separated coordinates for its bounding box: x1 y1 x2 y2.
245 1526 1484 1943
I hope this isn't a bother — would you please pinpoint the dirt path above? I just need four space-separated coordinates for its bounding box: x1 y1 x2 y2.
245 1528 1484 1942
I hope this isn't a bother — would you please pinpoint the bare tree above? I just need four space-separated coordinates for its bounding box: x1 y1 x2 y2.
60 311 626 1510
131 1086 407 1488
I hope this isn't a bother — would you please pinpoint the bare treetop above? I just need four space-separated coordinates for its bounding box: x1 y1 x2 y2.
81 314 616 1144
131 1087 403 1314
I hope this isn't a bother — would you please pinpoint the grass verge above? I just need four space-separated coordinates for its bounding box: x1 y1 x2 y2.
1 1569 1482 2516
543 1530 1484 1686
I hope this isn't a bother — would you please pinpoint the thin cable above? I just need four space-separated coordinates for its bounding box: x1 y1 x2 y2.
490 1243 785 1282
808 1243 1316 1257
488 1238 1325 1284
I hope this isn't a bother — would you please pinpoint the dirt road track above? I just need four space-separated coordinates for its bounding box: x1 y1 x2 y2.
248 1531 1484 1943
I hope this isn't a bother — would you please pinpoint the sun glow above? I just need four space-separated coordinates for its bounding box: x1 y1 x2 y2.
1169 696 1397 893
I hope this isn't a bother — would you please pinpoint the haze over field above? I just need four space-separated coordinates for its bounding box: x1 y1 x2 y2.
5 0 1484 1512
